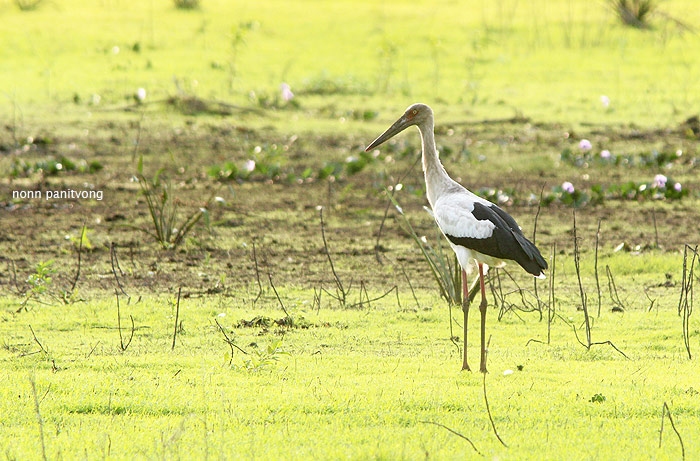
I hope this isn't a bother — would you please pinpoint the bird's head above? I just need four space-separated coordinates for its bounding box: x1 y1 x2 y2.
365 103 433 152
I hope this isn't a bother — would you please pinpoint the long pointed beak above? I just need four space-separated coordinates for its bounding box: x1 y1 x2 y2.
365 115 413 152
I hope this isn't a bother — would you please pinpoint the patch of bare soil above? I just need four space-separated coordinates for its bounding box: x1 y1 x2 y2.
1 117 698 305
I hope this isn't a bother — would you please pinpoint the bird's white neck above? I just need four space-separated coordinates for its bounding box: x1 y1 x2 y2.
418 120 457 207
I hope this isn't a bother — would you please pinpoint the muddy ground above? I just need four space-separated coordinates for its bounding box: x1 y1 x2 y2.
1 112 698 305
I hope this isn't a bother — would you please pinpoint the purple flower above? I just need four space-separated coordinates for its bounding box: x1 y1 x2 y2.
562 181 575 194
600 95 610 108
579 139 592 151
674 182 682 192
600 149 611 159
280 83 294 102
652 174 667 188
244 159 256 172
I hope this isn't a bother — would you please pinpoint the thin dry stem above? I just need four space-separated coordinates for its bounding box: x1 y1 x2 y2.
215 318 247 365
29 375 48 461
374 155 421 264
594 219 602 317
572 210 591 347
69 222 86 294
678 244 696 359
482 336 508 447
115 290 134 351
532 185 545 316
419 421 482 455
659 401 685 460
171 287 182 351
268 273 291 319
251 240 263 304
319 207 346 305
606 265 627 311
401 266 421 310
29 325 47 354
110 243 129 298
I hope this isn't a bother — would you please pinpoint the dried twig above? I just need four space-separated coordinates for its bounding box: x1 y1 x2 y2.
319 207 347 306
313 286 322 313
268 273 291 319
606 265 627 311
115 290 134 351
28 325 47 354
251 240 263 304
9 259 22 296
69 222 86 294
345 285 401 310
110 243 128 298
86 341 100 359
493 269 508 319
171 287 182 351
590 340 629 359
358 281 371 309
320 206 403 310
532 185 545 316
374 154 421 264
401 266 421 310
29 375 48 461
374 198 394 265
215 318 247 365
659 401 685 460
556 312 629 359
572 210 591 347
419 420 482 455
482 336 507 447
678 244 697 359
594 219 602 317
644 289 658 313
651 207 659 248
493 268 536 321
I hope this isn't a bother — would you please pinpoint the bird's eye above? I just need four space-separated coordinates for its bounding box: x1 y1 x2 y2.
412 109 418 115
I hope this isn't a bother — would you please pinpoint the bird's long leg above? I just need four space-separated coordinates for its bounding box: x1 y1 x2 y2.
478 263 488 373
461 269 470 371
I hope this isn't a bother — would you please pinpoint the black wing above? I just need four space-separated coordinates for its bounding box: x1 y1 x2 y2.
445 202 548 277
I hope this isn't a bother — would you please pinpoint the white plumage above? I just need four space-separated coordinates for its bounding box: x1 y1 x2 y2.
434 194 497 240
366 103 547 372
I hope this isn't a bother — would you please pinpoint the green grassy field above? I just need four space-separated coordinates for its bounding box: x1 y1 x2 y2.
1 0 699 459
1 290 697 460
3 0 700 127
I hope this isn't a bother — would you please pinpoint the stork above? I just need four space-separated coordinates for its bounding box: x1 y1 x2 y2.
365 103 547 373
